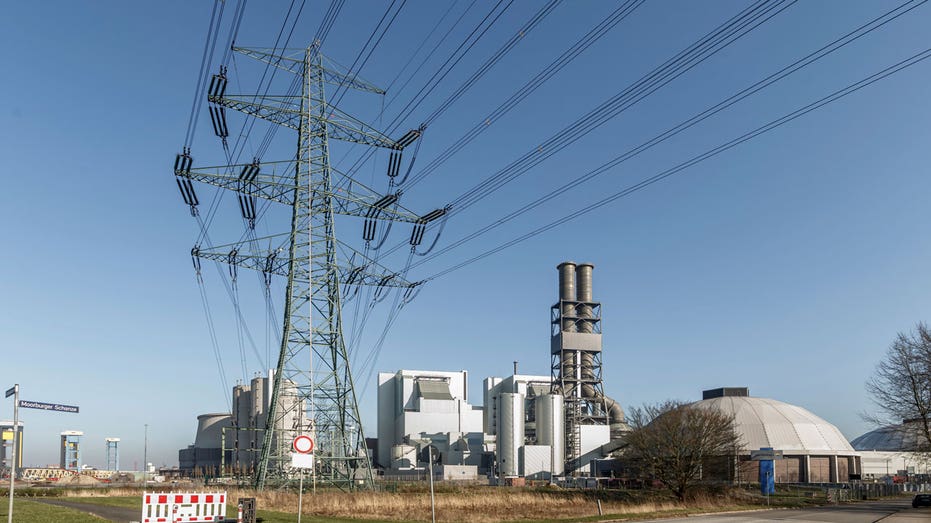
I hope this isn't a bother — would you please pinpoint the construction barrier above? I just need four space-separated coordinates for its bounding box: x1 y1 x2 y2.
141 491 227 523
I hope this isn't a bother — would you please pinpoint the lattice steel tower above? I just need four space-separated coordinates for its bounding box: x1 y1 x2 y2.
174 44 441 489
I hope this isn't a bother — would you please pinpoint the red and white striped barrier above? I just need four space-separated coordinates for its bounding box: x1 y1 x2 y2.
141 491 227 522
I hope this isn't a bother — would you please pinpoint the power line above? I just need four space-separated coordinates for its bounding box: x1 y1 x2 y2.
329 0 408 108
183 0 225 147
407 0 927 270
335 0 517 180
405 0 645 189
423 45 931 281
373 0 795 261
448 0 794 212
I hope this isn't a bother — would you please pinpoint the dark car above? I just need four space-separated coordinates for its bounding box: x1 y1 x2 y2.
914 494 931 508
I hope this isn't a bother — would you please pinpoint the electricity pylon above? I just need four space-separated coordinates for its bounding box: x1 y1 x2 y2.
174 43 444 489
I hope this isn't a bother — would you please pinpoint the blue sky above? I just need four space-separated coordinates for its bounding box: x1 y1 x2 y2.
2 1 930 468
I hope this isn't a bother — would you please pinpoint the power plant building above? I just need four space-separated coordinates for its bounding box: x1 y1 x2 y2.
377 369 484 472
179 369 308 477
375 263 628 480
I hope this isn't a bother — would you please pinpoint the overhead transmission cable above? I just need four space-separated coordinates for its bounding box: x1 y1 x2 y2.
341 0 558 359
183 0 225 147
337 1 790 373
408 0 928 270
329 0 408 108
423 46 931 281
221 0 249 67
384 1 464 94
448 0 794 213
373 0 796 260
405 0 645 189
334 0 521 181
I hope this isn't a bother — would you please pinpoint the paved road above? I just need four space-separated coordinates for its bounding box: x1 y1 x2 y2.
626 499 928 523
34 498 138 522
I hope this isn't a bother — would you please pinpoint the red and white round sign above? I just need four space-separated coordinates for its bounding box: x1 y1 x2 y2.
292 435 314 454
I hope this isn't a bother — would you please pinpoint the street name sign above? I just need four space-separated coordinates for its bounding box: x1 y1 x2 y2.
19 400 79 413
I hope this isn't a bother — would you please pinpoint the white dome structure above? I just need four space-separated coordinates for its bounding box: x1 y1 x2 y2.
851 421 931 479
692 396 855 455
851 422 925 452
690 388 860 483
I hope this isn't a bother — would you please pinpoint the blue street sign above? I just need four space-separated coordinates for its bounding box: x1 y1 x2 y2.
4 387 14 398
18 400 79 413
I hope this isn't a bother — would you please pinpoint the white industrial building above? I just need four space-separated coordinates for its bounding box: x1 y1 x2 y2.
375 263 627 482
376 369 485 477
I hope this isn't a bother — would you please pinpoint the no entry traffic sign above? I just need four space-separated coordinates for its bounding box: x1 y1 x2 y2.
292 435 314 454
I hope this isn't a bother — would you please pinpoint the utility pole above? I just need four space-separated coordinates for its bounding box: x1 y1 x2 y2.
143 424 148 486
175 43 444 490
6 384 18 523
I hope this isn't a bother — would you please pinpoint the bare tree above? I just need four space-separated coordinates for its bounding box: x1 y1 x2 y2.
624 400 742 501
865 323 931 453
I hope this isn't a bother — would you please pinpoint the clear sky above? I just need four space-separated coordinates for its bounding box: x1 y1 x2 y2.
2 0 929 469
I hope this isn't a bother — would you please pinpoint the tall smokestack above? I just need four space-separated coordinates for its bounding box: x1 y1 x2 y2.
557 261 577 332
576 263 594 334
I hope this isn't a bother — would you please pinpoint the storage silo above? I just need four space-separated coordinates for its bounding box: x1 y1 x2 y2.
232 383 254 470
497 392 524 477
535 394 565 476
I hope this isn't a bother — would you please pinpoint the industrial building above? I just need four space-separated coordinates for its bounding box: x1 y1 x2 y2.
377 369 485 479
852 420 931 478
179 369 308 477
372 262 882 486
691 388 862 483
179 413 233 477
376 263 628 481
60 431 83 471
1 421 23 471
105 437 120 471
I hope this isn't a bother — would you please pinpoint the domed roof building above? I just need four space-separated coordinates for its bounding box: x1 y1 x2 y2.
851 422 925 452
691 388 861 483
851 420 930 478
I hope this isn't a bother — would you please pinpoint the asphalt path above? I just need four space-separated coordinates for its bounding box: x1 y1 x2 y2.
33 498 139 522
625 499 928 523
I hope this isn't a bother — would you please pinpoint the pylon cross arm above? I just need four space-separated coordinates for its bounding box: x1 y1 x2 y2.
192 245 418 288
210 93 399 148
233 46 386 95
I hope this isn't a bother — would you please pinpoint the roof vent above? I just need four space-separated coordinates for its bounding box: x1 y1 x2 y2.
702 387 749 400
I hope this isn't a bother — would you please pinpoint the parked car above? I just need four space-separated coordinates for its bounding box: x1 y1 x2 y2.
913 493 931 508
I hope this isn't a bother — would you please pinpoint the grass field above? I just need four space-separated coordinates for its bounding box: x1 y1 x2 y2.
50 485 810 522
0 498 106 523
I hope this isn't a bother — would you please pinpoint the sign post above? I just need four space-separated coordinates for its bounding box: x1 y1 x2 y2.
6 384 18 523
291 436 314 523
752 448 782 501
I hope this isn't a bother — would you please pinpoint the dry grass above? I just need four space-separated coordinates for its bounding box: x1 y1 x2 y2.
227 486 735 522
58 485 755 522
